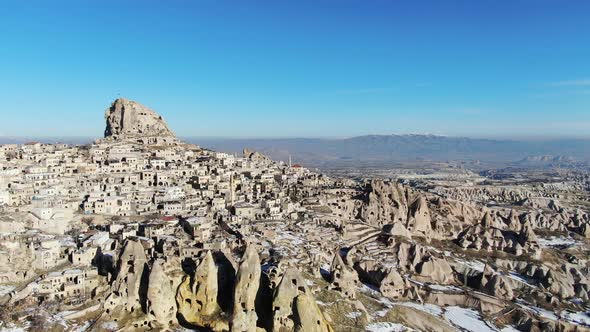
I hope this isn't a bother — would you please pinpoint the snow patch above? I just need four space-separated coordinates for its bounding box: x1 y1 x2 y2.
395 302 443 316
277 232 304 245
365 322 414 332
444 306 497 332
0 326 27 332
505 272 537 288
561 311 590 326
0 285 15 297
102 321 118 331
374 309 390 317
538 236 578 248
427 284 464 292
320 264 331 277
360 283 381 297
71 322 91 332
346 311 362 319
455 258 485 272
516 301 558 321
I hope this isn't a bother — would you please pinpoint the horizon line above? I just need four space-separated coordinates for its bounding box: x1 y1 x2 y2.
1 134 590 142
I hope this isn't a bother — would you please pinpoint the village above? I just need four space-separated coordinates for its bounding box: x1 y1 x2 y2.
1 98 590 332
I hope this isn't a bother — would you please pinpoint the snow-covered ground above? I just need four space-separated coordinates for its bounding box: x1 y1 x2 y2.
0 285 15 297
0 326 27 332
365 322 415 332
363 281 500 331
538 236 579 248
276 231 304 246
102 321 118 331
505 272 537 288
427 283 464 292
560 311 590 326
394 302 444 316
454 258 486 272
0 327 27 332
516 300 559 320
360 269 589 331
346 311 363 319
71 322 91 332
320 263 331 277
517 300 590 327
444 306 497 332
360 283 381 296
0 321 30 332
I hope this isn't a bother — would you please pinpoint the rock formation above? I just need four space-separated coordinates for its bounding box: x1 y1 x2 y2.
294 293 334 332
329 251 358 299
105 239 148 313
271 267 333 332
479 265 514 300
379 268 406 299
415 255 455 284
455 211 541 258
244 148 271 164
104 97 175 139
146 259 177 327
361 180 409 227
406 195 432 238
176 251 227 331
231 246 262 332
506 210 522 232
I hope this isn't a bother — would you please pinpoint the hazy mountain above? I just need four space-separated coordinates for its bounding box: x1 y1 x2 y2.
189 135 590 168
0 136 93 145
514 155 583 168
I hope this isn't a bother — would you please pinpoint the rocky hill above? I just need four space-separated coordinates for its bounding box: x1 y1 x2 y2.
104 98 175 139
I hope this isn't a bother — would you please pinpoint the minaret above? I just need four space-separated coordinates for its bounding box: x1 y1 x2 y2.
230 172 235 206
289 155 292 168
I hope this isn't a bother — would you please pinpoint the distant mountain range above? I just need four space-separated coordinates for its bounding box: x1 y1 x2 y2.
190 135 590 168
0 136 93 145
2 134 589 169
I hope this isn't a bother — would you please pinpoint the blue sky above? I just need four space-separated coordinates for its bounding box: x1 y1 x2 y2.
1 0 589 138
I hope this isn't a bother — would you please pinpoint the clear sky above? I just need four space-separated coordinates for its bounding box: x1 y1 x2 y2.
1 0 589 138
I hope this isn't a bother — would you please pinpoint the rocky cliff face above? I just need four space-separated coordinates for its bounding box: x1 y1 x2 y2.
146 259 177 327
271 267 332 332
360 180 409 227
105 239 148 314
104 98 175 139
176 251 227 331
231 246 262 332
